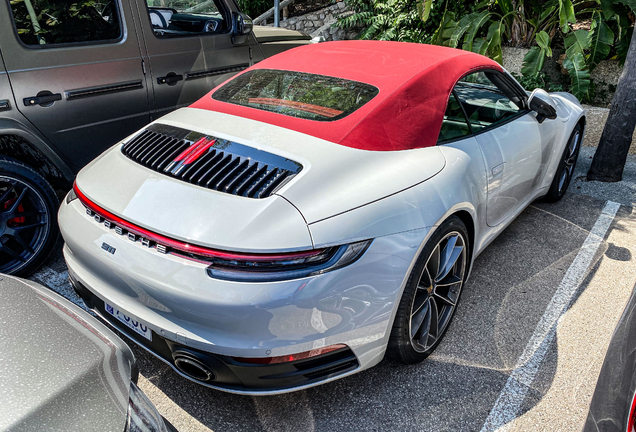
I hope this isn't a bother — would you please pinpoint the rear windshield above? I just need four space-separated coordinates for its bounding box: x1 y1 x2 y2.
212 69 379 122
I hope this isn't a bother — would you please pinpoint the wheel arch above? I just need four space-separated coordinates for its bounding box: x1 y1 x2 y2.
0 120 74 189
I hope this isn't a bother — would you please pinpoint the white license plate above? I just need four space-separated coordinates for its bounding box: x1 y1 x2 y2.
105 302 152 341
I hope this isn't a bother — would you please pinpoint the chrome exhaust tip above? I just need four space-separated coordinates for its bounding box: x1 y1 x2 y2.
173 352 215 382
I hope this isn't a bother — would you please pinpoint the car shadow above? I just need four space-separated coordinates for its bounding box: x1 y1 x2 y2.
126 193 623 432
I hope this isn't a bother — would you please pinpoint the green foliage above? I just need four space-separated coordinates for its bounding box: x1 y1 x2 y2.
337 0 634 102
563 52 591 98
511 71 564 93
558 0 575 33
337 0 478 43
235 0 272 19
521 47 546 77
519 0 635 102
9 0 119 45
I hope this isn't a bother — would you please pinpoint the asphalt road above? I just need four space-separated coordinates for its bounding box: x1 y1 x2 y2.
30 147 636 432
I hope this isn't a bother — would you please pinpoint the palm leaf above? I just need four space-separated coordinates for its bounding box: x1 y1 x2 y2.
486 22 503 64
616 0 636 13
450 13 475 48
587 14 614 70
535 31 553 57
431 11 457 46
463 10 493 52
471 38 489 55
558 0 576 33
417 0 433 22
563 52 590 100
564 29 590 60
521 46 546 77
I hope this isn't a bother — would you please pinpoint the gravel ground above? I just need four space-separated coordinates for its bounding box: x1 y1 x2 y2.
29 146 636 432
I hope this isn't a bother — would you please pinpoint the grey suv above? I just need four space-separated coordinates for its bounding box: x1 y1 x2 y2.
0 0 311 276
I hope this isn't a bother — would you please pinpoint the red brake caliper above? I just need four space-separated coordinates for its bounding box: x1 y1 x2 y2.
4 198 25 226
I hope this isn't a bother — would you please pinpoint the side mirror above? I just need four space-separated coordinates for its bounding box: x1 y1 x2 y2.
232 12 253 45
528 89 557 124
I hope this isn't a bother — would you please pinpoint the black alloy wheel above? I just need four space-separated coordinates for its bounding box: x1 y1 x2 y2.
544 124 582 202
0 158 59 276
388 216 469 364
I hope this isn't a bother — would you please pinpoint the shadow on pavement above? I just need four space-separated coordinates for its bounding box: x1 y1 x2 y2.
129 193 617 432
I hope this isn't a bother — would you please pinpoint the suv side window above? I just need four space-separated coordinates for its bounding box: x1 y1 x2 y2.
146 0 228 38
454 71 521 133
8 0 122 46
438 92 471 142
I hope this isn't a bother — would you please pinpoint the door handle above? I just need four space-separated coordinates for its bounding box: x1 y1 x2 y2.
23 92 62 107
157 73 183 86
491 163 505 177
0 100 10 112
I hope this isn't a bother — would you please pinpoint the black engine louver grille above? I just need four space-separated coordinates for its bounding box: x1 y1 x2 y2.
121 124 302 199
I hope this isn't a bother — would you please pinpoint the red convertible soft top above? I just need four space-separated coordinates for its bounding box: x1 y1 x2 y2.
190 41 503 151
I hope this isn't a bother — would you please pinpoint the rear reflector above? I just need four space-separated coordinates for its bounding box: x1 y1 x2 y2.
232 344 348 365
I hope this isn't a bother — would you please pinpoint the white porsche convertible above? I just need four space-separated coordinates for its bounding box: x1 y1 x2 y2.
59 41 585 394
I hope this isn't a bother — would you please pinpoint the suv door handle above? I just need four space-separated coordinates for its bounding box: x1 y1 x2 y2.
0 100 10 111
157 73 183 86
23 93 62 107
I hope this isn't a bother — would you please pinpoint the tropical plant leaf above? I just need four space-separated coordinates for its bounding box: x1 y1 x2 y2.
417 0 433 22
486 21 503 64
563 52 591 100
616 0 636 13
471 37 489 55
450 13 474 48
558 0 576 33
600 0 615 19
587 14 614 70
496 0 514 15
564 29 590 60
539 5 557 23
521 46 546 77
535 30 552 57
616 27 634 66
431 11 457 46
463 10 492 52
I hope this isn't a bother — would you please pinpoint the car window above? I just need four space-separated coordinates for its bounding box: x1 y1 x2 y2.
438 92 471 142
213 69 379 122
454 71 520 132
146 0 227 37
8 0 121 46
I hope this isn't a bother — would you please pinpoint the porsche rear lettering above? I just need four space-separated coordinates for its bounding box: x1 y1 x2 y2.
84 205 166 254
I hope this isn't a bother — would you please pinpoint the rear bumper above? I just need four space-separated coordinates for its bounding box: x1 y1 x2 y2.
60 196 426 394
71 275 359 394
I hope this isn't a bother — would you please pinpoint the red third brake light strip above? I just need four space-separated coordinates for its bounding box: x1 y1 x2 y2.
73 182 326 262
182 139 216 165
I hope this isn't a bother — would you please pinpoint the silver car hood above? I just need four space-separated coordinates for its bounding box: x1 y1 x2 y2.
77 108 445 251
0 276 133 432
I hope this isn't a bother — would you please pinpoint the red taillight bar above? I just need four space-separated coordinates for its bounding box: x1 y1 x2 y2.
73 182 325 262
232 344 347 365
628 389 636 432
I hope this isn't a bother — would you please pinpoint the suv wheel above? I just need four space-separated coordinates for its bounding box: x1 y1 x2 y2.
0 158 59 276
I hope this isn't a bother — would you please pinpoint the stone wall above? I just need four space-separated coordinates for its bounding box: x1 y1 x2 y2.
263 0 360 41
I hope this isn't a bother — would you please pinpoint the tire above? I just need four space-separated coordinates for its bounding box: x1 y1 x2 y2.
388 216 469 364
0 157 59 276
544 124 582 203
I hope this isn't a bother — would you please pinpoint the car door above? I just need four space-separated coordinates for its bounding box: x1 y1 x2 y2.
0 0 152 169
132 0 254 119
453 70 544 227
0 51 11 116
